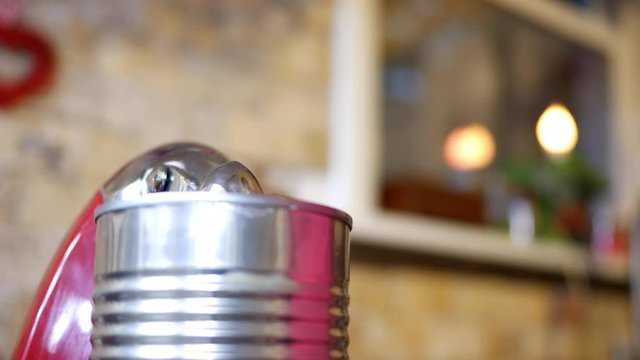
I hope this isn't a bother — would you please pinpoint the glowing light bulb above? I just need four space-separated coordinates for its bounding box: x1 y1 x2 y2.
444 124 496 171
536 103 578 156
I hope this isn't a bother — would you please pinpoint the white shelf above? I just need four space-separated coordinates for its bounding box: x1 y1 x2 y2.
485 0 617 55
352 211 628 285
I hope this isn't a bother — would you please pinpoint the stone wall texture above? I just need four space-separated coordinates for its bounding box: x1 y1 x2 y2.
349 253 629 359
0 1 630 359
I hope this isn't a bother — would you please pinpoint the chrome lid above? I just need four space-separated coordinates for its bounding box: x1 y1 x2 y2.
101 142 263 204
95 142 351 227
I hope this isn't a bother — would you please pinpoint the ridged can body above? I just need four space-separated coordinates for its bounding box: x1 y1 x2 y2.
92 193 351 359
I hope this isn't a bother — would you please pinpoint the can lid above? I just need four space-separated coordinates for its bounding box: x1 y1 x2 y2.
96 143 352 228
101 142 263 203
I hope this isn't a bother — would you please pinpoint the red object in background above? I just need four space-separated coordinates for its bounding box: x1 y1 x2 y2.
383 178 486 224
0 25 55 108
558 202 592 243
12 193 101 360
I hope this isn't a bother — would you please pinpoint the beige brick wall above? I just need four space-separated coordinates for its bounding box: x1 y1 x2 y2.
349 255 630 359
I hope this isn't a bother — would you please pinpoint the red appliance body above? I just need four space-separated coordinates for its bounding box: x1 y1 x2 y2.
12 193 101 360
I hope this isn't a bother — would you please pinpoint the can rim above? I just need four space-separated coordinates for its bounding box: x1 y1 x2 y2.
94 192 352 228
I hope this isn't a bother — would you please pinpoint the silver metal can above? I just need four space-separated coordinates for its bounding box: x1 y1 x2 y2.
91 144 352 360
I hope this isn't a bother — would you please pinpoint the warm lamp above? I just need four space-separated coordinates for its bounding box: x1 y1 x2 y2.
444 124 496 171
536 103 578 156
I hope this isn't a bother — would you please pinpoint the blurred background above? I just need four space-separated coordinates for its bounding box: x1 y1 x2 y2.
1 0 639 358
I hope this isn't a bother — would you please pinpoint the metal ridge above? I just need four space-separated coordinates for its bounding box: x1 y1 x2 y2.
95 192 353 228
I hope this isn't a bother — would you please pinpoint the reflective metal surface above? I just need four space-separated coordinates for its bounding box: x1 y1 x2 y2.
92 143 352 360
102 142 263 203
